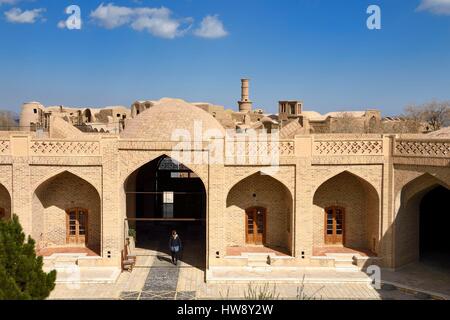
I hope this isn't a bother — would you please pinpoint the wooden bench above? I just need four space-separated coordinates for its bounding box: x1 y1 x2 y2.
121 239 137 272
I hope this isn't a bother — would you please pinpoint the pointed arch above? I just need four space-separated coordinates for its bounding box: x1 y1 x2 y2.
394 173 450 268
227 169 293 198
32 168 101 197
396 172 450 206
122 152 208 188
226 171 293 254
313 170 380 197
32 171 101 255
312 171 380 253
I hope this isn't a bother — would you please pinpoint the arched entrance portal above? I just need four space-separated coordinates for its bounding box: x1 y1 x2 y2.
420 186 449 267
124 155 206 269
395 174 450 269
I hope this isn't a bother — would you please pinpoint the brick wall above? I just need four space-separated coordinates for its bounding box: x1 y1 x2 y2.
32 171 101 253
312 171 379 250
225 172 292 250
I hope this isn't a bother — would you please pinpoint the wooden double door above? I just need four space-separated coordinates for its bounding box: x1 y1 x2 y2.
324 206 345 245
245 207 266 245
66 208 88 245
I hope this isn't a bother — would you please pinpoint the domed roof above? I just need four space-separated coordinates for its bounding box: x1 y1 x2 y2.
121 98 226 141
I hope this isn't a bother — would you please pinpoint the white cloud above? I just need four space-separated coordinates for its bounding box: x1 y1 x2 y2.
90 3 192 39
57 20 66 29
0 0 20 5
194 15 228 39
4 7 45 23
417 0 450 15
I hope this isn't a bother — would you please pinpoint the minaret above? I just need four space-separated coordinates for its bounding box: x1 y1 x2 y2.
238 78 253 112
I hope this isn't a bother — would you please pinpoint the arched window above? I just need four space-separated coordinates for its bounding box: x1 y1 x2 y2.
66 208 88 245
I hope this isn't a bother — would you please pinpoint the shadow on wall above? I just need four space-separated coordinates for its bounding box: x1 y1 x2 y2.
0 183 11 220
32 171 101 255
386 173 450 270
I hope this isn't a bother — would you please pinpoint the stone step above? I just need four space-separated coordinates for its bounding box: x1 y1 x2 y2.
53 256 79 268
247 254 271 267
333 256 359 272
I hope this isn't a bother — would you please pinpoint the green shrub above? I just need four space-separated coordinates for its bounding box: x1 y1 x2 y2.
0 215 56 300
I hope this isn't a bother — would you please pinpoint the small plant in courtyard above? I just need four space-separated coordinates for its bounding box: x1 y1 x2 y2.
0 215 56 300
244 283 280 300
128 228 136 239
219 287 230 300
295 276 323 300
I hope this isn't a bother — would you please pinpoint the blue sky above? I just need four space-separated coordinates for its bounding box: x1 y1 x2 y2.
0 0 449 115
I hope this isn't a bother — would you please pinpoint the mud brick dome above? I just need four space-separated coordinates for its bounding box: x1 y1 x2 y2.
120 98 226 141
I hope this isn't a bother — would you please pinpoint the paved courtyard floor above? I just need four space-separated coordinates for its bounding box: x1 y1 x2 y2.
48 236 449 300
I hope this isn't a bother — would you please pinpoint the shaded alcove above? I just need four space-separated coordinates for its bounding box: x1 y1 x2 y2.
226 172 293 255
395 173 450 269
32 171 101 255
312 171 380 254
419 185 449 266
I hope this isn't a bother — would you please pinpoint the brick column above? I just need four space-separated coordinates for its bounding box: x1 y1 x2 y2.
100 136 121 266
295 136 313 258
10 135 32 236
380 135 395 268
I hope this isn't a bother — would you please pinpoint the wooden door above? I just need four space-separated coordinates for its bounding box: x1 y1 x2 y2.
324 206 345 245
66 208 88 245
245 207 266 245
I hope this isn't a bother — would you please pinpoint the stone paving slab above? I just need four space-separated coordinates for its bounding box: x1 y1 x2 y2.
45 267 121 284
206 267 373 284
140 290 176 300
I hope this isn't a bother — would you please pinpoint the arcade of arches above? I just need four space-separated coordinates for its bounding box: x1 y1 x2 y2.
0 98 448 287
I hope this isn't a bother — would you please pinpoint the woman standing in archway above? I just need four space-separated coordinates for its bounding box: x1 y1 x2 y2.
169 230 182 265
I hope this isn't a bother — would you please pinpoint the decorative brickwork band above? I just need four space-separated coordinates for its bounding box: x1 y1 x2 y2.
313 140 383 155
30 141 100 155
395 140 450 158
0 140 10 155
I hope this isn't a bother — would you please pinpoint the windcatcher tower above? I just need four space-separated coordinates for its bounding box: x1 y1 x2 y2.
238 78 253 112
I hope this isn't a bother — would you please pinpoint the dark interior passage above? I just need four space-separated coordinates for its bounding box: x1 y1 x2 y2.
134 156 206 219
419 185 450 267
125 155 206 269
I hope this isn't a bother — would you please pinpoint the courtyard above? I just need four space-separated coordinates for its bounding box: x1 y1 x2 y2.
47 230 450 300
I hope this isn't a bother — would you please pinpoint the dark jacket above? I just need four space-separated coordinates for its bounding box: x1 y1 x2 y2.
169 236 182 252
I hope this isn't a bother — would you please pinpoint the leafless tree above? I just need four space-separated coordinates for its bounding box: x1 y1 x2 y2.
0 110 17 130
382 118 421 134
331 112 362 133
404 100 450 132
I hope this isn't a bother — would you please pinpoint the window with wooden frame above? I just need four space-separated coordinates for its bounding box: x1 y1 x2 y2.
66 208 88 245
324 206 345 245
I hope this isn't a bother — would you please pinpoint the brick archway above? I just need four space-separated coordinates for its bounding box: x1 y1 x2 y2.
32 171 101 255
226 171 293 255
313 171 380 254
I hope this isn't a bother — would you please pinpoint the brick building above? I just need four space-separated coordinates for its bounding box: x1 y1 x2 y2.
1 81 449 282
